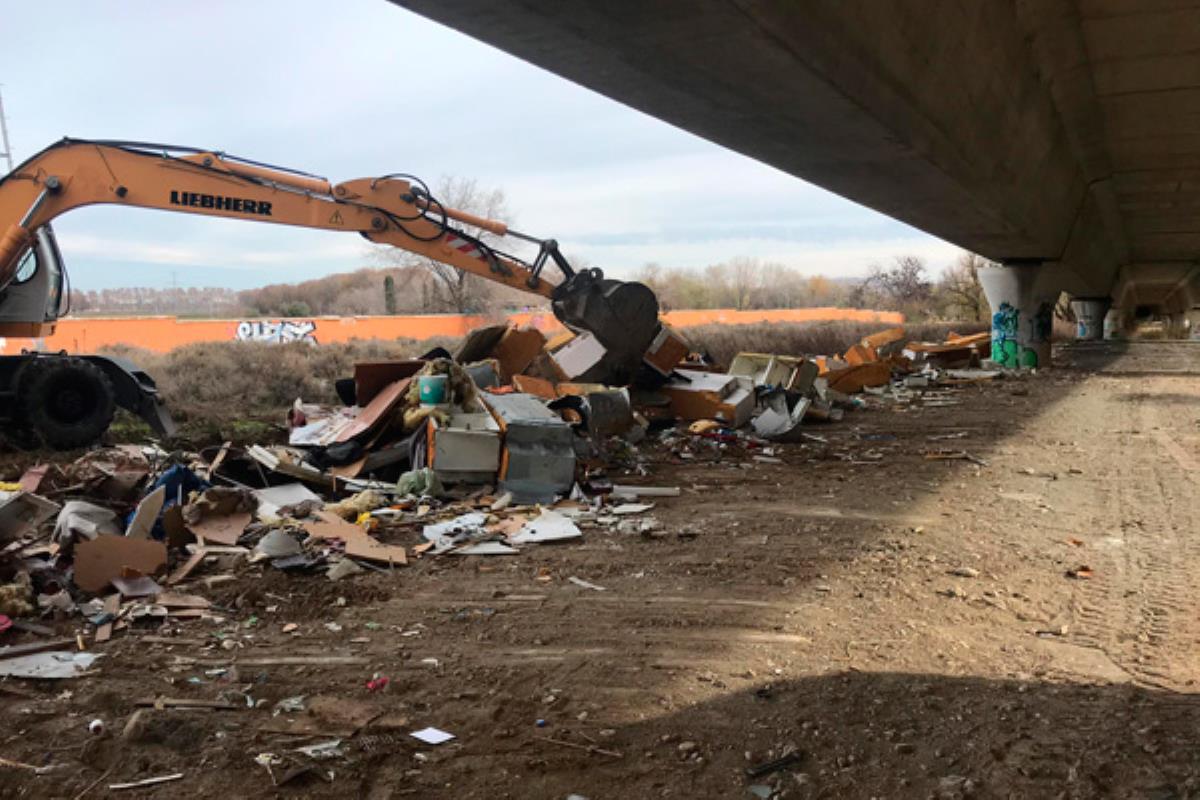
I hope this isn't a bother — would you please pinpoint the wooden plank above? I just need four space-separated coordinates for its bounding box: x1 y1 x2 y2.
136 696 240 710
155 592 210 609
94 594 121 643
10 620 55 637
205 441 231 482
166 550 207 586
0 639 75 660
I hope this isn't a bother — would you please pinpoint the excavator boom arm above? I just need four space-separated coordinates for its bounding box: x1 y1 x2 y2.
0 138 560 301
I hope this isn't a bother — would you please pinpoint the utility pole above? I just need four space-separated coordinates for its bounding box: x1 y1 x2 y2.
0 88 12 173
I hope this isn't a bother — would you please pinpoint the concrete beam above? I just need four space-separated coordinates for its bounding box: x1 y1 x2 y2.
394 2 1107 279
394 1 1200 305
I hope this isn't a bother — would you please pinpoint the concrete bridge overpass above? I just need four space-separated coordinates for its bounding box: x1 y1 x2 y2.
394 0 1200 363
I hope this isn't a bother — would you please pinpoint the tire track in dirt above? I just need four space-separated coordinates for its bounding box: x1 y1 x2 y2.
1071 375 1200 691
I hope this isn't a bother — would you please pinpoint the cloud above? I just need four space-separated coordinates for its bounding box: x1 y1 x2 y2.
55 230 363 268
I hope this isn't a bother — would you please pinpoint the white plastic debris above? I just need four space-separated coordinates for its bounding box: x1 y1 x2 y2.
423 512 489 552
295 739 345 759
509 510 582 544
254 529 303 559
0 651 102 679
568 576 606 592
410 726 456 745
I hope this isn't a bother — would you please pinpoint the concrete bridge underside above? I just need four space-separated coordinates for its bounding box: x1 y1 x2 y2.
395 0 1200 333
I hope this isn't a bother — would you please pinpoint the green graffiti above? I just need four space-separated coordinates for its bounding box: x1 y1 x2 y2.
991 302 1020 367
990 301 1044 368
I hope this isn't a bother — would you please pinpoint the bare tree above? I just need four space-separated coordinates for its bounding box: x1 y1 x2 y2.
936 252 991 321
374 176 510 313
726 257 761 310
853 255 934 318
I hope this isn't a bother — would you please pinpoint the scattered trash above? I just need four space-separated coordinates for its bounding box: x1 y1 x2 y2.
273 696 307 715
295 740 345 759
326 559 365 582
924 450 988 467
109 774 185 791
410 726 456 745
745 749 805 778
455 541 520 556
51 501 119 550
0 651 102 680
254 530 303 559
1066 565 1094 580
568 576 607 592
0 491 61 542
73 535 166 593
510 511 583 544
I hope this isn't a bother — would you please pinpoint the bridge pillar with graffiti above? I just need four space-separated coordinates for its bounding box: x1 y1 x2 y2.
978 264 1060 369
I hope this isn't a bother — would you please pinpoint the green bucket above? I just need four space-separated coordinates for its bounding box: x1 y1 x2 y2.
417 374 448 406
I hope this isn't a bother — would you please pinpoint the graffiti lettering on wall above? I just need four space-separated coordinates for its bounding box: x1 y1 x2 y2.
990 301 1050 369
235 320 318 345
991 302 1020 367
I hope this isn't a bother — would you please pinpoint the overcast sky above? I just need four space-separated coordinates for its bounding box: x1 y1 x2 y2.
2 1 958 291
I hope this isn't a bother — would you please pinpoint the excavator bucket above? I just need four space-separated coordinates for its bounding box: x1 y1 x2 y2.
551 269 661 384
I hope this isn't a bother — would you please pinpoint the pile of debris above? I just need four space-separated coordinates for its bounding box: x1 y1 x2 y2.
0 322 996 668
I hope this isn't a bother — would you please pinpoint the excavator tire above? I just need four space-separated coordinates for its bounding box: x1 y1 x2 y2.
17 356 116 450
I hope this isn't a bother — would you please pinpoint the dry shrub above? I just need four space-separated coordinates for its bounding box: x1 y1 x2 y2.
681 320 988 366
101 337 459 422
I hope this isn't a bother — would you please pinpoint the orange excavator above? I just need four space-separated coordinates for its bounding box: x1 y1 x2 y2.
0 138 660 448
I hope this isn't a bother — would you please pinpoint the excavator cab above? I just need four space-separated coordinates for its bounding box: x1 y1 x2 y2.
0 222 175 449
0 224 66 331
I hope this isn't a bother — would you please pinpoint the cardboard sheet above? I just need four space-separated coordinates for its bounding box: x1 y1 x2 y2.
73 535 167 593
190 510 252 546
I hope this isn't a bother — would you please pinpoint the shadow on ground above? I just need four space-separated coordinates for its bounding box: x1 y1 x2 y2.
475 670 1200 799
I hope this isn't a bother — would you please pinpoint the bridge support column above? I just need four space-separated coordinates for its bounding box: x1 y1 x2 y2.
1103 307 1125 339
978 264 1059 369
1070 298 1111 340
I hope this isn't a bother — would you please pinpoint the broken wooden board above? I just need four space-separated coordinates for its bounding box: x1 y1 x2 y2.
154 592 211 609
826 362 892 394
136 696 239 710
95 593 121 643
189 510 251 547
334 377 412 444
305 511 407 566
344 535 408 566
0 639 76 660
166 549 206 586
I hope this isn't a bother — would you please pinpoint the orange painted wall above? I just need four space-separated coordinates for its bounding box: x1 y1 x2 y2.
0 307 903 356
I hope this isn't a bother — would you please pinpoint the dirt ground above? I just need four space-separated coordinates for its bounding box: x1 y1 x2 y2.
3 340 1199 799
